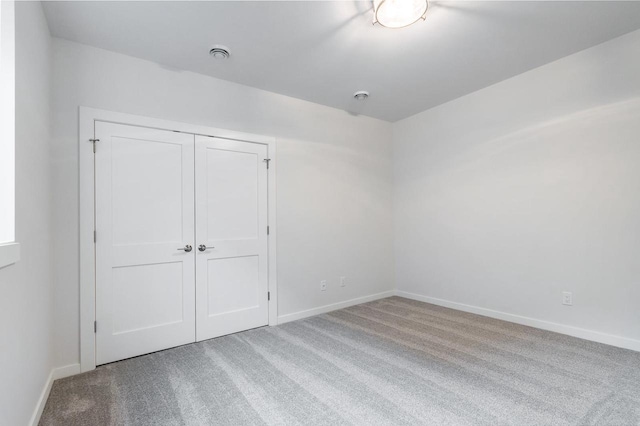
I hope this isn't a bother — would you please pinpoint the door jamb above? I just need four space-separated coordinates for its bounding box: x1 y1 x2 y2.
79 107 278 373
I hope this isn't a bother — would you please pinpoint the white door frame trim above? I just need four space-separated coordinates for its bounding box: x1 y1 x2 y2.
79 106 278 372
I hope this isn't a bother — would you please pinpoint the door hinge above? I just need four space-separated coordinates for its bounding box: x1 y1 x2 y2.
263 158 271 169
90 138 99 153
93 230 96 243
94 321 97 333
268 291 271 301
267 226 270 235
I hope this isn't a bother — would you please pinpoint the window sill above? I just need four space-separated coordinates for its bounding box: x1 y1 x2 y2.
0 242 20 269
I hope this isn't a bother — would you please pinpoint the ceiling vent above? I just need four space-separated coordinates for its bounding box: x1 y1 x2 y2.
209 46 230 59
353 91 369 101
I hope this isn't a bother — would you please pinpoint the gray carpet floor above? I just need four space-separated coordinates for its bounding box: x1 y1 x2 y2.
40 296 640 425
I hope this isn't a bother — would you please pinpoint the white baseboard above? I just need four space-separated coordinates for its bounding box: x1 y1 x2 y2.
29 364 81 426
396 290 640 353
52 363 82 380
277 290 396 325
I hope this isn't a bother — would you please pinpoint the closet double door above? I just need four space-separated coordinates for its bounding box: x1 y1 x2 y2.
95 122 269 365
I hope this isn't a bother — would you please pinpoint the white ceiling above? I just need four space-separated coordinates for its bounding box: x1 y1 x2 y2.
43 1 640 122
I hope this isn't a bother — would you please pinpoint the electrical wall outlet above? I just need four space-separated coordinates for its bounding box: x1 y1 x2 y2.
340 276 346 287
562 291 573 306
320 280 327 291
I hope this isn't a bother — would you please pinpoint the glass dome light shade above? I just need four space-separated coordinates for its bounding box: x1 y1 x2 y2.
373 0 428 29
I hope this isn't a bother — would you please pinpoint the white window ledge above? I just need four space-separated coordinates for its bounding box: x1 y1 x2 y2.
0 242 20 269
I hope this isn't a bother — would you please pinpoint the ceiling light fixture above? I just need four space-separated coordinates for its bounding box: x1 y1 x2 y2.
354 91 369 101
209 45 230 59
373 0 428 29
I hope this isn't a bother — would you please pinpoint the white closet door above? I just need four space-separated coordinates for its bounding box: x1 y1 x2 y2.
195 136 269 341
95 122 195 365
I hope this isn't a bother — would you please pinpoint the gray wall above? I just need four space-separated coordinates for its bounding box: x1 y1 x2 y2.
0 3 54 425
50 38 395 368
393 29 640 348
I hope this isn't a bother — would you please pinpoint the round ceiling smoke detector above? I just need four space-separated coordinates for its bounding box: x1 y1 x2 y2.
209 45 230 59
354 91 369 101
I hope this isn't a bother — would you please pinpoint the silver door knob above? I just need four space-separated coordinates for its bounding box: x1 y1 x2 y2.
198 245 214 252
177 245 192 252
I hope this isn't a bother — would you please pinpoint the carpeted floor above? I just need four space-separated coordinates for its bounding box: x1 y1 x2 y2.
40 296 640 425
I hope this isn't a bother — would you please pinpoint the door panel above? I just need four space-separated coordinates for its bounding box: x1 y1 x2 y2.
207 256 260 316
111 137 184 245
205 148 259 241
111 262 184 334
95 122 195 365
195 136 269 341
